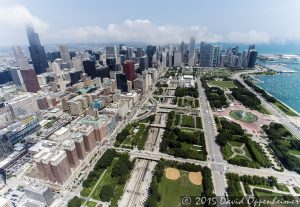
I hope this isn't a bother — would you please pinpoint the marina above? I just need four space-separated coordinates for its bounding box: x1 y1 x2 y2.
255 59 300 113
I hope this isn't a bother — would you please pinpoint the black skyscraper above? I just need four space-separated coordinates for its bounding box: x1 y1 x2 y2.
26 26 48 74
146 45 156 67
83 60 96 78
248 50 258 68
116 73 128 92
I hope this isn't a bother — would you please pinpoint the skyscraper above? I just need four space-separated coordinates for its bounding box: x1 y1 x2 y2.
248 50 258 68
20 69 41 93
174 51 182 67
12 46 30 70
200 42 213 67
180 41 186 61
188 37 196 66
83 60 96 78
59 45 72 68
212 46 221 67
123 60 135 82
146 45 156 67
139 56 149 74
26 25 48 74
116 73 128 92
105 46 117 59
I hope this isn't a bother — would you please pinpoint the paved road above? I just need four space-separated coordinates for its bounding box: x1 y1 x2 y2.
233 70 300 139
196 77 228 197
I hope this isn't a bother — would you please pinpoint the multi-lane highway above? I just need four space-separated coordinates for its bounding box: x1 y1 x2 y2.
196 77 228 197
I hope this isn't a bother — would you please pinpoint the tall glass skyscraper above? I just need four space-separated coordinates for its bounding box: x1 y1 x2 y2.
26 25 48 74
188 37 195 66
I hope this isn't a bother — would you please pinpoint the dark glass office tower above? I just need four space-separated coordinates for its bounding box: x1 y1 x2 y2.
83 59 96 78
146 45 156 67
248 50 258 68
116 73 128 92
26 25 48 74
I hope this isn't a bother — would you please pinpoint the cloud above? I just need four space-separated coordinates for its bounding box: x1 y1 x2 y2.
54 19 223 44
0 5 48 45
0 4 281 46
0 5 48 29
226 30 271 44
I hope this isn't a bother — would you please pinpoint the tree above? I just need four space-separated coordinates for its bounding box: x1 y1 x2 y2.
100 184 114 202
67 196 81 207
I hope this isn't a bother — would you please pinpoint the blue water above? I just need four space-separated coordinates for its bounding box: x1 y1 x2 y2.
255 61 300 113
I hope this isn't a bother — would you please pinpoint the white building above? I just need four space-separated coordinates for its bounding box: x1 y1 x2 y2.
59 45 72 67
0 197 13 207
7 94 39 119
188 37 196 66
174 50 182 67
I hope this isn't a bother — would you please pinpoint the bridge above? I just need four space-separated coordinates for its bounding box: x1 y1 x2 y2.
149 124 166 128
113 147 208 166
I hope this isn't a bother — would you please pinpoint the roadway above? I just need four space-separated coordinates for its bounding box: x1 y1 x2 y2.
233 69 300 139
196 76 228 197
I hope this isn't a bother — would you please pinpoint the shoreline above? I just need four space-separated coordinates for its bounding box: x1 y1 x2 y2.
246 74 300 116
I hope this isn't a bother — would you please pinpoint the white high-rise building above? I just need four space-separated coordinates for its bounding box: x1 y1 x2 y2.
168 44 173 67
105 46 117 59
59 45 72 67
174 51 182 67
72 57 82 71
51 62 61 76
12 46 31 70
188 37 196 66
161 52 167 67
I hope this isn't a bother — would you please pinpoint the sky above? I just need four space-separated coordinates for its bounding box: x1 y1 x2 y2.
0 0 300 47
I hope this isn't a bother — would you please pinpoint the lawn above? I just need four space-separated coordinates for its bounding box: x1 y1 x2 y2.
86 201 97 207
201 68 233 79
293 186 300 193
196 117 202 129
207 80 237 90
257 105 272 115
177 98 183 107
274 101 298 117
277 183 290 192
222 145 234 160
120 123 149 150
181 142 205 160
289 149 300 157
181 115 195 128
183 98 194 107
175 114 181 125
180 127 196 132
158 170 202 207
228 140 243 147
91 157 132 207
91 160 116 200
254 189 296 207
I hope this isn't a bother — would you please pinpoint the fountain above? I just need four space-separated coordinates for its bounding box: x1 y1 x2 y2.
229 110 258 123
241 111 246 120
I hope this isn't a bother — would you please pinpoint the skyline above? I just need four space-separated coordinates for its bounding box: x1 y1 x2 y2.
0 0 300 47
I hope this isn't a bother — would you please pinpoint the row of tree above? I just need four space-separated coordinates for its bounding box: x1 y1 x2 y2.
99 153 133 202
68 149 117 207
160 111 207 160
244 79 277 103
82 149 116 188
263 122 300 173
174 87 199 98
226 173 280 206
231 87 261 110
201 78 228 108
